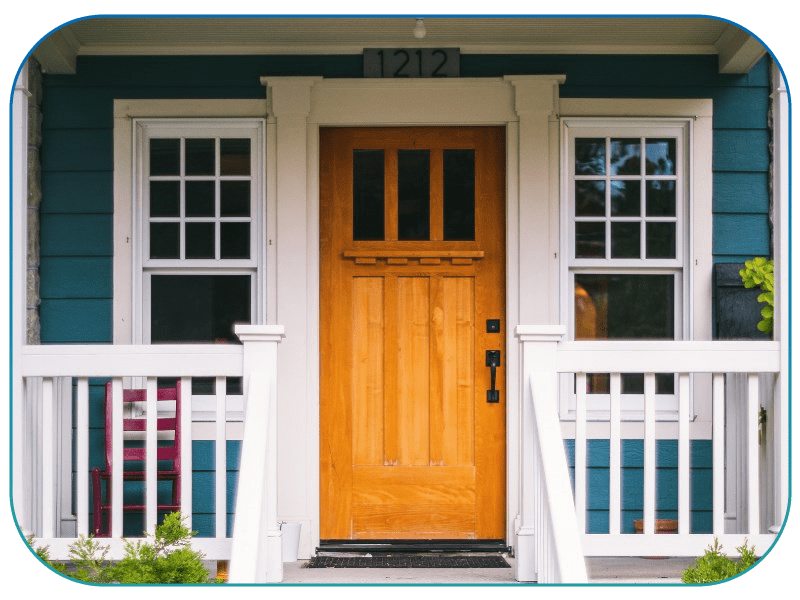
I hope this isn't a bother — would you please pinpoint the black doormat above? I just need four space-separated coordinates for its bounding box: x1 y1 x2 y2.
305 555 511 569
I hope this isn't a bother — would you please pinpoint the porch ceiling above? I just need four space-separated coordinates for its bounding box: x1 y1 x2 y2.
32 16 767 75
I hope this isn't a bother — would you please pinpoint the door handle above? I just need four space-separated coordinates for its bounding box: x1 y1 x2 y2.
485 350 501 403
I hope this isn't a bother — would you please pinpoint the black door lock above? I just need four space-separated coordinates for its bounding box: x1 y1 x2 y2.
486 350 501 403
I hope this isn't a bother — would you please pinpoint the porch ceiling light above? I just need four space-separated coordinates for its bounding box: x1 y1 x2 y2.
414 18 426 39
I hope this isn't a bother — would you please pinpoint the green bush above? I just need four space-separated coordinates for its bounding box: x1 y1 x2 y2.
740 257 774 334
682 538 758 584
29 512 215 584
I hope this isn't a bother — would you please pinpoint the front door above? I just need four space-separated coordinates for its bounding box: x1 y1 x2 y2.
320 126 506 540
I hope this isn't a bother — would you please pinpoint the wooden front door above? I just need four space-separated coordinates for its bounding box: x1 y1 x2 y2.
320 127 506 540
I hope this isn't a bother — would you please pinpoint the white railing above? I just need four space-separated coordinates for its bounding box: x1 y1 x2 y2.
16 325 284 583
516 326 784 582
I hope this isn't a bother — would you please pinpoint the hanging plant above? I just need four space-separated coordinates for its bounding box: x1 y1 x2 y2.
739 257 774 334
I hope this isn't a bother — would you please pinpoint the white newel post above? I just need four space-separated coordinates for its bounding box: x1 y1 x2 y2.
515 325 566 582
229 325 285 583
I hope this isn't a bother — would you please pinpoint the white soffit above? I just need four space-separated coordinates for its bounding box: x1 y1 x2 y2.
31 17 767 75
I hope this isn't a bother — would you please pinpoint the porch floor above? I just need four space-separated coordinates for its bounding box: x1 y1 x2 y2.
278 556 694 584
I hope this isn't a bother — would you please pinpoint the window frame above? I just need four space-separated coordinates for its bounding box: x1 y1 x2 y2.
132 118 266 345
559 117 695 421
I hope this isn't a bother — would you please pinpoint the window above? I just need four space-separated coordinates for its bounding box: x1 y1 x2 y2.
135 120 265 344
563 120 691 417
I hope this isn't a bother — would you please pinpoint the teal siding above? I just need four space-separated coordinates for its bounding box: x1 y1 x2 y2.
565 439 713 534
42 51 770 529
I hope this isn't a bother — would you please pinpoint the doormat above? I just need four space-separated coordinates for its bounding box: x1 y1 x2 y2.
305 555 511 569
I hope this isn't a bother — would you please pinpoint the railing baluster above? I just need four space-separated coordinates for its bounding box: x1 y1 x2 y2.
574 372 587 534
712 373 725 535
609 373 621 535
180 376 193 530
216 376 227 539
76 378 90 537
643 373 656 535
678 373 691 535
146 377 158 534
41 377 55 538
111 377 124 538
747 373 760 534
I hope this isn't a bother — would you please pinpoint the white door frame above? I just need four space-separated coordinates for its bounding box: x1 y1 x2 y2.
262 75 566 556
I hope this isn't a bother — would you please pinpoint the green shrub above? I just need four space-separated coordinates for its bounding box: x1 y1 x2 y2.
682 538 758 584
28 512 214 584
740 257 774 334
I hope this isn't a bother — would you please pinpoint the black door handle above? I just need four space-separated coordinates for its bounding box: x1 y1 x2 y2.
486 350 501 403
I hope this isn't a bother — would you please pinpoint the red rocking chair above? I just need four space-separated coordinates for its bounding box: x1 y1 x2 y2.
91 380 182 537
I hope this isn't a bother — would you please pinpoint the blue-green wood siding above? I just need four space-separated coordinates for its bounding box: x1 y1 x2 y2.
43 52 770 530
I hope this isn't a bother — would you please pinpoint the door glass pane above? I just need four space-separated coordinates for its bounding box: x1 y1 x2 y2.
185 181 216 217
646 138 676 175
575 138 605 175
220 222 250 259
398 150 430 240
575 222 605 258
150 222 180 259
574 273 674 339
221 181 250 217
185 222 215 258
150 181 180 217
150 139 180 176
220 138 251 175
443 149 475 240
185 138 215 175
610 138 641 175
150 275 251 343
353 150 385 240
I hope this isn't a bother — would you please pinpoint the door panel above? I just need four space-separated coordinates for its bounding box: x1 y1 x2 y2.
320 127 505 540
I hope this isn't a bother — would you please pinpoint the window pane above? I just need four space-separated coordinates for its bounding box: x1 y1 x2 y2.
185 181 216 217
575 181 605 216
610 138 641 175
574 273 674 339
220 222 250 259
611 222 641 258
398 150 430 240
150 139 180 176
646 138 676 175
185 222 215 258
221 181 250 217
150 181 180 217
150 222 180 259
575 138 605 175
220 138 251 175
646 222 676 259
150 275 251 343
443 149 475 241
575 222 605 258
583 373 674 395
185 139 215 175
610 180 640 217
646 181 676 217
353 150 385 240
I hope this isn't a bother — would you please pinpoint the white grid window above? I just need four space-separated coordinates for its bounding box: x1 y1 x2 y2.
135 120 265 344
562 120 691 418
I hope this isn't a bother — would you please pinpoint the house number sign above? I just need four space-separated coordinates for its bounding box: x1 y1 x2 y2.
363 48 460 78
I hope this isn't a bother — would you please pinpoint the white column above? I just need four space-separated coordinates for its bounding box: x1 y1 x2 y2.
230 325 285 583
515 325 566 582
770 60 789 530
505 76 565 325
12 61 30 533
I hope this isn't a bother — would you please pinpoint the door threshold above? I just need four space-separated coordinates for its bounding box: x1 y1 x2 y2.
318 539 510 554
